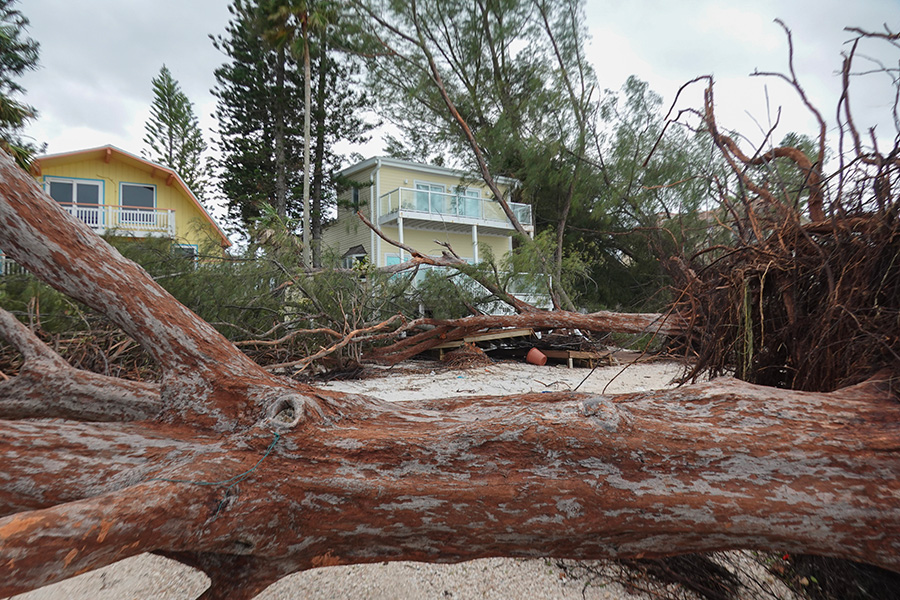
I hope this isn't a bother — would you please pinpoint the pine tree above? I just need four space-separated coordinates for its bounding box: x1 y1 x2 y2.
0 0 40 168
212 0 305 230
212 0 373 258
142 65 210 202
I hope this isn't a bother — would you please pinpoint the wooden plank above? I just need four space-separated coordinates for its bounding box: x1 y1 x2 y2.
462 328 533 343
568 350 611 360
433 328 534 349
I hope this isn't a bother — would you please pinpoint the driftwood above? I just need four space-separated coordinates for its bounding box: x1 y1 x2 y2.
0 150 899 600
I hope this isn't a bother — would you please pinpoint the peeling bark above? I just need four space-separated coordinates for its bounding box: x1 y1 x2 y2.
0 150 898 598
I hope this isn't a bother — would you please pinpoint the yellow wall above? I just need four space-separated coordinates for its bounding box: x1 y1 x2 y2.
380 226 510 265
376 164 509 204
38 155 223 250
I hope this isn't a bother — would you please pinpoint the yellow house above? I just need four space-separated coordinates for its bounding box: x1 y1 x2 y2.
323 157 532 268
31 145 230 256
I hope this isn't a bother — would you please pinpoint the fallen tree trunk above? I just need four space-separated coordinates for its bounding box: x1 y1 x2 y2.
0 151 899 600
365 311 685 364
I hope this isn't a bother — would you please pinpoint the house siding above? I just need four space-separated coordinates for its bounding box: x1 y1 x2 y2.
379 226 511 266
321 164 376 264
37 151 226 250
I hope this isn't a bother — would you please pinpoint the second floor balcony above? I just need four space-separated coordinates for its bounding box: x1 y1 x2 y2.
56 203 176 237
378 187 532 234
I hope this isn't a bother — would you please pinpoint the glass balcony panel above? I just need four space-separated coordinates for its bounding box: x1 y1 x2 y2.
379 187 531 227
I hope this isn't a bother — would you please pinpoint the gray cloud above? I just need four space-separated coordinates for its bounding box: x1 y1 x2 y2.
16 0 898 157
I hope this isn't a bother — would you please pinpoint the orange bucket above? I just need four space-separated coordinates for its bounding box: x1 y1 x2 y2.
526 347 547 366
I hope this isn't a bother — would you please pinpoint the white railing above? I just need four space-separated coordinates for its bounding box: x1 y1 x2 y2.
379 187 532 226
56 203 176 236
0 254 26 276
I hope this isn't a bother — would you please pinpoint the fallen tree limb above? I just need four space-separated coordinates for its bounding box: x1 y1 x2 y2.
0 307 161 421
365 310 686 364
357 210 538 313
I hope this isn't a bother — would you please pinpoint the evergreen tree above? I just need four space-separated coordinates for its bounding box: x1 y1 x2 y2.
142 65 210 202
212 0 372 260
0 0 40 168
212 0 306 230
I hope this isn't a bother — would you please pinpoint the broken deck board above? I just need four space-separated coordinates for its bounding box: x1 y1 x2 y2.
433 328 534 353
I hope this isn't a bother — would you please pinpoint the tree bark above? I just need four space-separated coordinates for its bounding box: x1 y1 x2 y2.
0 150 898 598
310 40 329 269
273 45 287 219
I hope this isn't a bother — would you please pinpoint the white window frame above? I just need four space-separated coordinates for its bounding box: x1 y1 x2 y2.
174 243 198 264
119 182 157 209
342 254 367 269
414 180 445 213
119 182 157 226
43 176 104 228
43 176 103 206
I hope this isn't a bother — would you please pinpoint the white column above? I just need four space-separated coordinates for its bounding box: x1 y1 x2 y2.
372 167 380 266
472 224 479 263
398 216 405 262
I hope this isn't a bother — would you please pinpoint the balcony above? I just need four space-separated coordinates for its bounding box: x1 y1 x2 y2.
56 203 176 237
378 187 532 234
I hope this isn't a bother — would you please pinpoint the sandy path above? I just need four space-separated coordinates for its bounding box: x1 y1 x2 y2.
9 359 688 600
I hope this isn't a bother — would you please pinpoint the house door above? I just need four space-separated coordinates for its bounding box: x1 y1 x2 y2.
45 178 102 227
415 183 444 213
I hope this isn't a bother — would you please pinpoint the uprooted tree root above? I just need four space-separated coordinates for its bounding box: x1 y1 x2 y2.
672 213 900 393
559 552 900 600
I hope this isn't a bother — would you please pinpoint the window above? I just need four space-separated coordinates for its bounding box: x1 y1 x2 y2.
342 254 367 269
454 187 481 218
120 183 155 225
44 177 102 227
415 182 445 212
341 244 368 269
174 244 198 268
351 187 360 209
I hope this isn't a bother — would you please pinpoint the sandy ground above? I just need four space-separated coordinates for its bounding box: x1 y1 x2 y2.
8 358 707 600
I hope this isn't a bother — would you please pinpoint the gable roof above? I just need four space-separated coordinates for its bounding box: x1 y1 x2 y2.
33 145 231 247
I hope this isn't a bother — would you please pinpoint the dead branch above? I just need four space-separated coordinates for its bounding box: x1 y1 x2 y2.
366 310 685 364
264 314 403 372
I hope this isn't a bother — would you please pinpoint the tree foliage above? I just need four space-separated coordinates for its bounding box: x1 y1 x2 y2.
0 0 39 168
142 65 211 202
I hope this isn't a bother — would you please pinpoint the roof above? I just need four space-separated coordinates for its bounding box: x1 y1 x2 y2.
341 244 367 258
338 156 520 188
34 145 231 248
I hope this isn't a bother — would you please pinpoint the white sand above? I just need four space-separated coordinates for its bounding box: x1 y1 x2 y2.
8 359 700 600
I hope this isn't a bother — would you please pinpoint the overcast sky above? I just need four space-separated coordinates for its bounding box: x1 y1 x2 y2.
19 0 898 169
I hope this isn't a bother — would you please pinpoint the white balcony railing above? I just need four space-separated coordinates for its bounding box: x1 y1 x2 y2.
379 187 532 227
56 203 176 237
